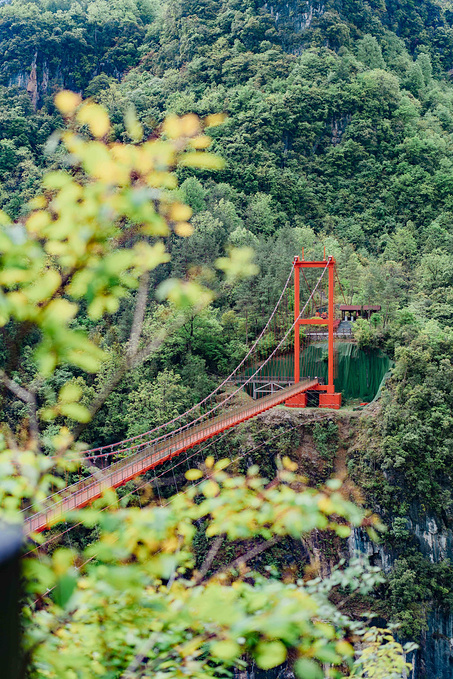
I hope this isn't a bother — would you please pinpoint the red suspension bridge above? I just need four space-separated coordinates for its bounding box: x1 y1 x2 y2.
25 255 342 535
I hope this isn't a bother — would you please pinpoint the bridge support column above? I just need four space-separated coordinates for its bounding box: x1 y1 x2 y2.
327 256 335 393
285 392 307 408
293 253 341 409
294 256 300 384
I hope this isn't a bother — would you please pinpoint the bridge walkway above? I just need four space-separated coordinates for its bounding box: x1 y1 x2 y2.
25 378 318 534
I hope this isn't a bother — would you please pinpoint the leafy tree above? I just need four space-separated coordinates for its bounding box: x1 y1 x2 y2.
416 51 433 84
181 176 206 213
0 92 223 514
383 224 418 267
352 318 375 348
126 368 190 436
246 192 277 236
404 61 425 95
348 627 416 679
357 34 386 70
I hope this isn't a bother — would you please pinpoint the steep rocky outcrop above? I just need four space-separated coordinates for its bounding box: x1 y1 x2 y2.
264 0 325 33
349 517 453 679
231 408 453 679
7 54 89 109
263 0 325 52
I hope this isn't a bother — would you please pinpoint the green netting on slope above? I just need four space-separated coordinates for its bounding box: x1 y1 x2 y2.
245 342 393 403
331 342 394 402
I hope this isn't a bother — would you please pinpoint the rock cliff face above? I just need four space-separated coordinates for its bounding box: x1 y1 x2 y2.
406 511 453 678
233 507 453 679
262 0 325 52
407 512 453 564
7 52 125 109
264 0 325 33
349 510 453 679
7 54 70 110
420 608 453 678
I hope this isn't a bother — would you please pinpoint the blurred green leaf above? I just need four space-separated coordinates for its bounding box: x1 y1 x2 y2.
255 640 287 669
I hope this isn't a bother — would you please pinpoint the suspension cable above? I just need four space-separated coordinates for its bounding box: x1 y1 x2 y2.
335 266 347 305
55 262 297 461
26 263 329 513
87 263 326 462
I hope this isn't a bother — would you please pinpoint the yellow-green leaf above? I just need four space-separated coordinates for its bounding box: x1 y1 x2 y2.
125 106 144 142
185 469 203 481
55 90 82 116
133 242 171 270
216 247 259 282
59 383 83 403
255 641 287 670
210 640 241 661
295 658 323 679
77 102 110 138
60 403 91 423
179 152 225 170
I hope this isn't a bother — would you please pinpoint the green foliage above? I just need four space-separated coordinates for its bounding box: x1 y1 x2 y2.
381 324 453 510
2 0 453 665
387 551 453 638
4 0 453 255
0 94 232 517
353 318 375 348
349 319 453 517
23 462 385 678
313 420 339 461
357 35 386 70
0 84 408 679
0 95 216 381
348 627 416 679
126 368 191 436
0 0 154 97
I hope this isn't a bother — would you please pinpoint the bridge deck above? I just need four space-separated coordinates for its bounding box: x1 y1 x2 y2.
25 379 318 534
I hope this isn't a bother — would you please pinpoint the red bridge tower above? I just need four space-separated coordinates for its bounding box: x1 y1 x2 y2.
286 254 342 409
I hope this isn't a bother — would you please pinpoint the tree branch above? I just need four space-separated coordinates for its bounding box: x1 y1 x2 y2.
195 535 225 584
212 535 281 579
0 370 34 404
126 272 149 359
0 370 40 443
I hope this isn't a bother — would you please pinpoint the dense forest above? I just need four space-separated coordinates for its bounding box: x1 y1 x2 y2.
3 0 453 676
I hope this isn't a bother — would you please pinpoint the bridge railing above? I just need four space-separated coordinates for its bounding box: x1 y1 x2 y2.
25 379 319 534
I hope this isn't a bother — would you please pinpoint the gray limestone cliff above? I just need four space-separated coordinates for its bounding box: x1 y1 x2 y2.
349 510 453 679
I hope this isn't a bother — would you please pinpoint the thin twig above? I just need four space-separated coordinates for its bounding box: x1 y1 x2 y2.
120 632 158 679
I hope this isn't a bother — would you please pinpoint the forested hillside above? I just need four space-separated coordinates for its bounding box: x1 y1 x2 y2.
3 0 453 676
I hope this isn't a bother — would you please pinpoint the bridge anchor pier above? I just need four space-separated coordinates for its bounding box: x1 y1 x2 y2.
319 393 341 409
285 392 307 408
285 392 341 409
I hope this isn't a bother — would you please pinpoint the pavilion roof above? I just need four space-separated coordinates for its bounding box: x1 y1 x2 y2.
340 304 381 311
